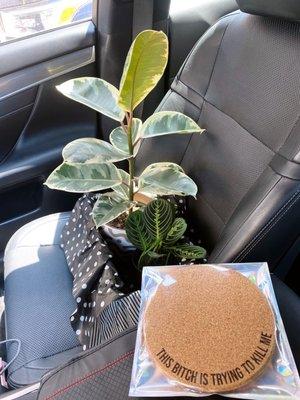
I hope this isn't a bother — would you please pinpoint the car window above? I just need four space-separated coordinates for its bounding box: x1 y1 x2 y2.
0 0 93 43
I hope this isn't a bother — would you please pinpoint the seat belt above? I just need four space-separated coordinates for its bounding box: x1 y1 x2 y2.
132 0 154 39
132 0 154 119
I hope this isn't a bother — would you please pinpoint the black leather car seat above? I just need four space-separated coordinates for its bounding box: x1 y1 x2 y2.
136 0 300 268
3 0 300 388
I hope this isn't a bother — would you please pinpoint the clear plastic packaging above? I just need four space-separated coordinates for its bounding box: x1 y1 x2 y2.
130 263 300 399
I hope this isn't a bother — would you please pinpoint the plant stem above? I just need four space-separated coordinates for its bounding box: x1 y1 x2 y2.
129 158 135 203
126 112 135 204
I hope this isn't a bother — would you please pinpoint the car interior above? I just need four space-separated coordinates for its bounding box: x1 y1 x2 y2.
0 0 299 399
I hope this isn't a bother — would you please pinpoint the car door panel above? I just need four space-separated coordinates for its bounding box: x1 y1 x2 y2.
0 21 95 78
0 88 37 162
0 21 98 273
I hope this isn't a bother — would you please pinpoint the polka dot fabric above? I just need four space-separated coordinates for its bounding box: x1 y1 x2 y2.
61 194 125 349
61 194 206 350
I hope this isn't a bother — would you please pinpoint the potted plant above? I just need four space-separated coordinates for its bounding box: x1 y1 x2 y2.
45 29 205 256
125 197 206 267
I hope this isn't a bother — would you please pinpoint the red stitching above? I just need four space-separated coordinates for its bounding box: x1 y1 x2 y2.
44 350 134 400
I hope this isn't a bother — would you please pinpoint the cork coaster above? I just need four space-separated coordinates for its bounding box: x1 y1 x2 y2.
144 265 275 393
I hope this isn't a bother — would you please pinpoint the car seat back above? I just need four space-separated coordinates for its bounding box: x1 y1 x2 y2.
136 0 300 268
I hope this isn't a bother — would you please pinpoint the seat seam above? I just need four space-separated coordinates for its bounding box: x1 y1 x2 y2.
5 214 69 251
8 344 82 382
203 97 275 152
177 12 237 83
172 88 275 230
39 327 137 386
173 81 275 154
195 191 227 225
177 16 233 225
43 350 134 400
234 189 300 262
210 173 282 261
6 244 62 250
17 215 69 237
199 20 231 102
173 90 275 230
178 13 232 167
15 213 69 232
170 85 201 109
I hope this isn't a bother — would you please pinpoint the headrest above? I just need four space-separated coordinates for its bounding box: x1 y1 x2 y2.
236 0 300 22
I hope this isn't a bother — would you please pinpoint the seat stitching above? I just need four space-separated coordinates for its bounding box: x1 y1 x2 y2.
171 90 275 229
6 244 63 250
166 83 297 261
176 18 233 225
6 214 70 250
234 189 300 262
238 188 300 259
7 345 82 381
234 189 300 261
173 82 275 153
19 215 69 237
43 350 134 400
195 190 226 225
176 12 233 114
39 327 137 388
179 15 232 167
210 173 281 261
177 13 237 83
170 84 201 109
203 97 275 152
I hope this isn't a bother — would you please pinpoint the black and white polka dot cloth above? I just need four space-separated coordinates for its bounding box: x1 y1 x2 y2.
61 194 206 350
61 194 135 350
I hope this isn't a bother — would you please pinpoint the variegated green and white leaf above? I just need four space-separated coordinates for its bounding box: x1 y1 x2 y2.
62 138 129 164
56 77 125 121
92 192 133 227
140 162 184 173
141 111 204 138
45 162 122 193
139 162 198 198
118 30 168 112
112 169 130 199
109 118 142 156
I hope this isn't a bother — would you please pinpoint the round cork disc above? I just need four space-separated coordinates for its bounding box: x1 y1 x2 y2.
144 265 275 393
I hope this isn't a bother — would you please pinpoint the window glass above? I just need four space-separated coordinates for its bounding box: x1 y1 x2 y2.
0 0 93 43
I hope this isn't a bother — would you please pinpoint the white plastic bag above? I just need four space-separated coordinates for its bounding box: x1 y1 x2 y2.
130 263 300 399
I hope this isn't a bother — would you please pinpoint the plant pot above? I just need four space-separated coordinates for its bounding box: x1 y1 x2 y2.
102 224 135 252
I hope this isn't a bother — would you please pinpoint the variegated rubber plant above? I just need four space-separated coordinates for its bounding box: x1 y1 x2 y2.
45 30 204 228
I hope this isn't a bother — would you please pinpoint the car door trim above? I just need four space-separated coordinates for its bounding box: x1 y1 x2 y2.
0 46 95 101
0 21 95 77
